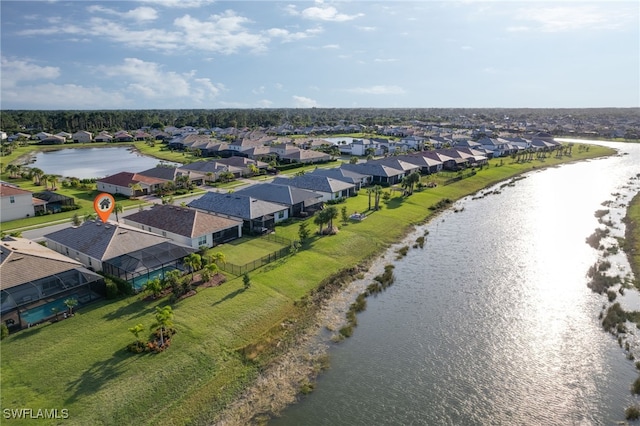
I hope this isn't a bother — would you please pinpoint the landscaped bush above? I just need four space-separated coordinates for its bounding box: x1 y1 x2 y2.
632 376 640 395
105 278 119 299
1 323 8 340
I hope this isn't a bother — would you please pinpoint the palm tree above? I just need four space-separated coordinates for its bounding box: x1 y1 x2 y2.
211 251 226 266
47 174 59 190
183 253 202 282
200 262 219 283
5 164 17 178
401 171 420 195
152 305 174 347
128 182 143 197
64 298 78 316
248 164 259 176
314 210 328 234
128 323 145 347
143 278 163 299
373 185 383 210
30 168 44 185
114 203 123 222
325 205 338 232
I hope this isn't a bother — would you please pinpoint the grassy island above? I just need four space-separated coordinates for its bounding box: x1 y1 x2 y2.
0 144 616 425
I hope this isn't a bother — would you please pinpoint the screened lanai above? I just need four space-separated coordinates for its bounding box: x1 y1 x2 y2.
102 241 196 291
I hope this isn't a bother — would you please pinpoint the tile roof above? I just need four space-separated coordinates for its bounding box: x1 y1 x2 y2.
44 221 176 261
236 183 323 206
188 192 287 220
124 204 242 238
272 174 354 194
0 183 32 197
0 237 99 290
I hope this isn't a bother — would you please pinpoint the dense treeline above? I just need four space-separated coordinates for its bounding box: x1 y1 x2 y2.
0 107 637 134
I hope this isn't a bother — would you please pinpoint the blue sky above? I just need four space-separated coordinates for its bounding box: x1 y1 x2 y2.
1 0 638 110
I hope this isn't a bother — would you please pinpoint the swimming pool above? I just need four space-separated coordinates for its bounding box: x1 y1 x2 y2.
21 295 77 325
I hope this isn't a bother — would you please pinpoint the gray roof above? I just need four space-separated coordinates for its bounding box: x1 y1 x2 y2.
271 174 354 194
307 167 370 184
188 192 287 220
0 237 101 290
341 162 405 178
137 166 179 180
236 183 322 206
124 204 242 238
44 221 178 261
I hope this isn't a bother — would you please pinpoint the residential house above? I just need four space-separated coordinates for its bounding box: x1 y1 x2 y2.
0 236 105 331
0 184 35 222
55 131 72 141
8 132 31 142
94 132 113 143
32 191 76 213
97 172 167 197
72 130 93 143
395 154 443 174
35 132 52 141
307 167 371 189
235 182 323 217
44 221 196 289
272 174 356 201
123 204 243 248
39 135 66 145
188 192 289 234
280 148 332 164
340 162 406 185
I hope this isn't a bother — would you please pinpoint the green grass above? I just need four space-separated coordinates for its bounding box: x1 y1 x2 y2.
208 237 289 265
0 144 617 425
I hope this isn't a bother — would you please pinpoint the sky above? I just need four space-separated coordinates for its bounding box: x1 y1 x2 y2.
1 0 638 110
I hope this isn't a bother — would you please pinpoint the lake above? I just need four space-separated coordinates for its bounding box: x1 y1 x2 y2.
272 140 640 425
27 147 178 179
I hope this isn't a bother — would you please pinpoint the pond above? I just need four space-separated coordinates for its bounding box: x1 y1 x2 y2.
26 147 178 179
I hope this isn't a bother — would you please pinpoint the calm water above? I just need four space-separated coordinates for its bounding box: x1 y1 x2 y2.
273 141 640 425
28 147 177 179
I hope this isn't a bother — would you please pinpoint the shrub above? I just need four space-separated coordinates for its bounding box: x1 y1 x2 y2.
0 323 8 340
607 290 617 302
632 377 640 395
105 278 119 299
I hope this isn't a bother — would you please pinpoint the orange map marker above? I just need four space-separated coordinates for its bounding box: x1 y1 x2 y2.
93 193 115 223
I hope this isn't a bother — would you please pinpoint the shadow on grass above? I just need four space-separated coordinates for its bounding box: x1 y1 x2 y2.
65 349 132 404
102 299 158 321
8 323 48 341
211 288 244 308
384 197 406 209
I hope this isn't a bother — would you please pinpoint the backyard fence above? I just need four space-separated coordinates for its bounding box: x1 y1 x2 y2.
215 234 298 276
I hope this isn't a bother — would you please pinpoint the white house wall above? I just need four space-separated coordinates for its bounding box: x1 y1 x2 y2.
1 193 35 222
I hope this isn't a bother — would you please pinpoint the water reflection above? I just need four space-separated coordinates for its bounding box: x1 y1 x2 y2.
29 147 178 179
273 142 640 425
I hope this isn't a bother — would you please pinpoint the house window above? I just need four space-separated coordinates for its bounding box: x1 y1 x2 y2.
278 211 285 219
197 235 207 246
9 196 15 204
162 231 167 237
88 258 92 266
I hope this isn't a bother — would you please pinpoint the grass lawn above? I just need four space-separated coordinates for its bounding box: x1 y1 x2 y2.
0 144 617 425
207 236 289 266
626 192 640 288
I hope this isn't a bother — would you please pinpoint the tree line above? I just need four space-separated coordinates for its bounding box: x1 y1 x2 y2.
1 107 637 135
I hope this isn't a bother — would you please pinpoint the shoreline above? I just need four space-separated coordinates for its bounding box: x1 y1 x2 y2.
212 152 624 425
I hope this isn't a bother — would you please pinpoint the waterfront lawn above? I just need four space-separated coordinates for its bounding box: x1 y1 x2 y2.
0 144 616 425
627 192 640 289
209 236 290 266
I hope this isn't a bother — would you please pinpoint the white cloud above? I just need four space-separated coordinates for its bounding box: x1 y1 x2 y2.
87 5 158 22
97 58 223 102
513 5 635 33
173 11 268 54
138 0 215 8
374 58 398 63
1 57 60 88
286 4 364 22
347 85 406 95
292 95 319 107
252 86 266 95
266 26 323 43
2 83 128 109
357 26 377 32
322 44 340 49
